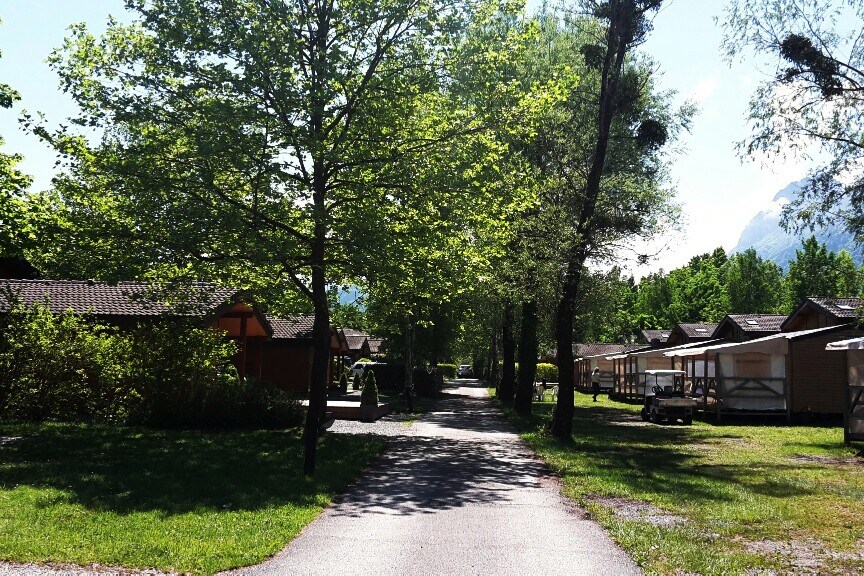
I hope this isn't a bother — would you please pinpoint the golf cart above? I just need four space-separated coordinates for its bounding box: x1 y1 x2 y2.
640 370 697 425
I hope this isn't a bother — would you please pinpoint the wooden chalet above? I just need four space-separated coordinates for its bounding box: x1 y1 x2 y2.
826 337 864 442
782 297 862 331
712 314 786 342
608 339 723 400
0 279 272 380
573 343 646 391
668 324 863 420
249 314 350 395
666 322 718 346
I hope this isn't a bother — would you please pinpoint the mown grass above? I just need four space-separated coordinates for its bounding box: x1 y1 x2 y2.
494 389 864 575
0 422 385 574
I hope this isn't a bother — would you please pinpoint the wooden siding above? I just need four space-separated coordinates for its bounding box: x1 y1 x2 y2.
790 328 863 414
784 307 835 332
252 341 314 396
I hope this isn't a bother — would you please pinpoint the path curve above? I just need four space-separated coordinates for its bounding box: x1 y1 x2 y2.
226 381 641 576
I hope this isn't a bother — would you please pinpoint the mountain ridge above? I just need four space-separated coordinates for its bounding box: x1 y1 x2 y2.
730 179 862 270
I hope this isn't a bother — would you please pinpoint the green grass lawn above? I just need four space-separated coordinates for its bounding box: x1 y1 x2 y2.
0 422 385 574
496 389 864 575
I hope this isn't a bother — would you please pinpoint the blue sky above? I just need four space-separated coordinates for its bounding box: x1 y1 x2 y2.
0 0 811 275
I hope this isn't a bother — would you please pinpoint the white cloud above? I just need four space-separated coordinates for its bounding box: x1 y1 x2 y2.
687 76 719 104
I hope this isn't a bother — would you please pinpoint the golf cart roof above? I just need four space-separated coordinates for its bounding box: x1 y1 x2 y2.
644 370 687 376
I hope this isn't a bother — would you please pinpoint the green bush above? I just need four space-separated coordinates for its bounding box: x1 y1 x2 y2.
338 372 349 394
360 370 378 406
536 363 558 382
0 304 302 429
352 372 362 391
437 363 457 378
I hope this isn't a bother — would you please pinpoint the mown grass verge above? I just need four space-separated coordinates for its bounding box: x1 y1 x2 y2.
491 388 864 575
0 422 385 574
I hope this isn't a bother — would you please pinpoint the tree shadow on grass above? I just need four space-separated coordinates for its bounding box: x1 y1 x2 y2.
521 402 821 506
0 422 384 515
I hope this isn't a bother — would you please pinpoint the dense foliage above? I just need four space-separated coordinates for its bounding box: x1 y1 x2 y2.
0 304 302 428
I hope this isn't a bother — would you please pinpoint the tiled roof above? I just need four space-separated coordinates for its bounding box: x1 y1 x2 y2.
724 314 786 332
0 279 236 317
346 334 367 351
641 329 670 343
808 297 863 318
341 328 367 338
367 337 384 353
676 323 718 338
268 314 314 340
574 343 644 358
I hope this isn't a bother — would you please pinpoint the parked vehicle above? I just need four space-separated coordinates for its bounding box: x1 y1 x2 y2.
351 361 382 377
458 364 473 378
639 370 697 425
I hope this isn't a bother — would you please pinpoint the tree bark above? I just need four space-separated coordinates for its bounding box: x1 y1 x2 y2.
490 324 499 393
548 0 641 439
514 299 538 416
499 299 516 404
403 320 415 413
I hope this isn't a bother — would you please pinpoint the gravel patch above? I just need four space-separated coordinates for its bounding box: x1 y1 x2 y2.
788 454 864 467
329 415 412 437
739 538 864 574
0 562 172 576
588 496 688 527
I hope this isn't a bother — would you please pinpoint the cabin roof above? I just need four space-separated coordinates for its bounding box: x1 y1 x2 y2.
641 329 671 343
0 279 238 318
675 322 719 338
346 334 368 351
268 314 315 340
782 297 862 330
367 337 385 354
668 324 856 358
575 343 644 359
715 314 786 335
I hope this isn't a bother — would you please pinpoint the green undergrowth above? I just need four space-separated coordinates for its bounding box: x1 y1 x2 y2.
496 389 864 575
0 421 385 574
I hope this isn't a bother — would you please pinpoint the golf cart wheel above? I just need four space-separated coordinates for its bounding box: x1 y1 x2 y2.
683 416 693 425
640 407 649 422
649 408 660 424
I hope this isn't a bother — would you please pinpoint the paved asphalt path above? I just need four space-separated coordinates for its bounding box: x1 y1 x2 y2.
226 380 641 576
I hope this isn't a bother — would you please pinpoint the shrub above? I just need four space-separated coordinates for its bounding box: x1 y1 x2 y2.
338 372 348 394
352 372 361 391
437 363 457 378
414 367 443 397
360 370 378 406
536 363 558 382
0 306 303 429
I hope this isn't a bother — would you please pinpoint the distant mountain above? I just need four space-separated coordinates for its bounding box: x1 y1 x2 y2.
731 179 863 270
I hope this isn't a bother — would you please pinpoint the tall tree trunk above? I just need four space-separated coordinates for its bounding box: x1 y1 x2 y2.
549 0 641 439
403 320 415 413
304 174 329 476
514 299 538 416
499 300 516 404
490 325 499 393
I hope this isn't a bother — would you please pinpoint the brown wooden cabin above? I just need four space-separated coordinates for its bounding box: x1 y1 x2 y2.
712 314 785 342
782 297 862 332
666 323 718 346
825 337 864 442
0 279 272 379
610 339 723 400
244 315 352 396
574 343 646 391
668 324 864 420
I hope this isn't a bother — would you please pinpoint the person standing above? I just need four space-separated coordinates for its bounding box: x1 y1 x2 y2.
591 368 601 402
